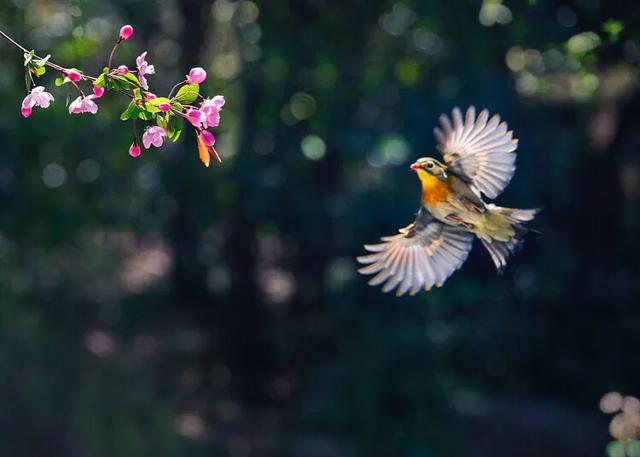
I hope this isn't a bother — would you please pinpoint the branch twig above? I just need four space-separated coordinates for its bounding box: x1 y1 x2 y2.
0 26 96 81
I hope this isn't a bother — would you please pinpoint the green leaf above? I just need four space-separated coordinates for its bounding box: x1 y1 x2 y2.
120 101 139 121
108 78 123 91
174 84 199 104
93 73 107 88
112 75 133 90
167 115 183 142
147 97 172 106
156 114 168 129
607 441 625 457
54 76 65 87
143 102 161 113
122 72 142 87
137 110 154 121
170 101 184 112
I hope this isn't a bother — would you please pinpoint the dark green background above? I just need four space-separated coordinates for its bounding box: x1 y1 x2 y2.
0 0 638 456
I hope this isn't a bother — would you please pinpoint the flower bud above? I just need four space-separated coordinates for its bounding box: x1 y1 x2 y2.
129 142 141 157
21 106 32 118
119 25 134 41
92 85 105 97
159 103 171 112
117 65 129 75
66 70 82 82
186 67 207 84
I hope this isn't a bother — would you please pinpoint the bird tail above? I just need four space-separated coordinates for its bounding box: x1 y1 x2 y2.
476 205 539 273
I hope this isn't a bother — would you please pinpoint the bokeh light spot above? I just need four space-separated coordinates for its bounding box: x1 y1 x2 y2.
300 135 326 160
76 159 100 183
42 163 66 188
289 92 316 120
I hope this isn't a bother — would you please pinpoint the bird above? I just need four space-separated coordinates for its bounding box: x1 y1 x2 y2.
357 106 538 296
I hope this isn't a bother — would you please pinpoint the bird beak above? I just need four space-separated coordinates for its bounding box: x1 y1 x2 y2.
410 162 420 170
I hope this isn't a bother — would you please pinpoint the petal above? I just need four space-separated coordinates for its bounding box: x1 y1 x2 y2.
212 95 225 108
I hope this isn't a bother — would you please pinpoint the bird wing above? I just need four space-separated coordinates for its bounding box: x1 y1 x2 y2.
357 209 474 296
434 106 518 199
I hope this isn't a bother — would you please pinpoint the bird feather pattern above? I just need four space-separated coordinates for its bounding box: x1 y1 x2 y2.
434 106 518 199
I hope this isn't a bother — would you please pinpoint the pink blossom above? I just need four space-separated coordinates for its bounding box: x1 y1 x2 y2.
186 108 205 127
117 65 129 75
21 86 54 118
68 95 99 115
135 51 155 91
92 85 105 98
186 67 207 84
159 103 171 112
65 70 82 82
200 130 216 147
142 126 167 149
200 95 225 128
120 25 134 41
144 92 157 100
129 142 141 157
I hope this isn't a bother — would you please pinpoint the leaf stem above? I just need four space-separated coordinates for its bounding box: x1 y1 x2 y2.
107 39 121 69
168 80 186 98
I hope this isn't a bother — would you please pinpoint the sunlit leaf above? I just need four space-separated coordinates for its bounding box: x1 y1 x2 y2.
167 115 183 142
137 110 154 121
120 101 139 121
147 97 172 106
93 73 107 88
142 102 161 114
175 84 199 104
122 72 142 87
156 114 168 129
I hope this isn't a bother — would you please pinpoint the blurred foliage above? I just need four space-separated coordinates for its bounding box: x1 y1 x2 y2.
0 0 639 456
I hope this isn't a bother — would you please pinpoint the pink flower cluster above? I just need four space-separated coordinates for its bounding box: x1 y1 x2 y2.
18 23 225 166
186 96 225 130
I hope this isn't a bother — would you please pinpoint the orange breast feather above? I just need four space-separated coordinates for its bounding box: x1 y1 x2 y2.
416 170 452 206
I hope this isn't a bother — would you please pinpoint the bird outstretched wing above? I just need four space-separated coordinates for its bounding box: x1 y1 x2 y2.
434 106 518 199
357 209 474 296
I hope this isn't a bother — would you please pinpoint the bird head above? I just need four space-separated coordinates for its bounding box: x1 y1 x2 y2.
410 157 448 182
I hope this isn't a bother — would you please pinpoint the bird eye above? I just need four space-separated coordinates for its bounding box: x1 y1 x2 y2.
426 162 434 169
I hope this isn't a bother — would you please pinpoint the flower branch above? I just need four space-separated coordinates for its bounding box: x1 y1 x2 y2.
0 24 224 167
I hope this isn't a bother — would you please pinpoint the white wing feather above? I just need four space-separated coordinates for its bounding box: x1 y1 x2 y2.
357 212 473 297
434 106 518 199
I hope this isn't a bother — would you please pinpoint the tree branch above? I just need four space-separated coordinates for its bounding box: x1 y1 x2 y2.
0 26 96 81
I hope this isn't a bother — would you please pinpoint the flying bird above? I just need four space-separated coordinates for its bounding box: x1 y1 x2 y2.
358 106 538 296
